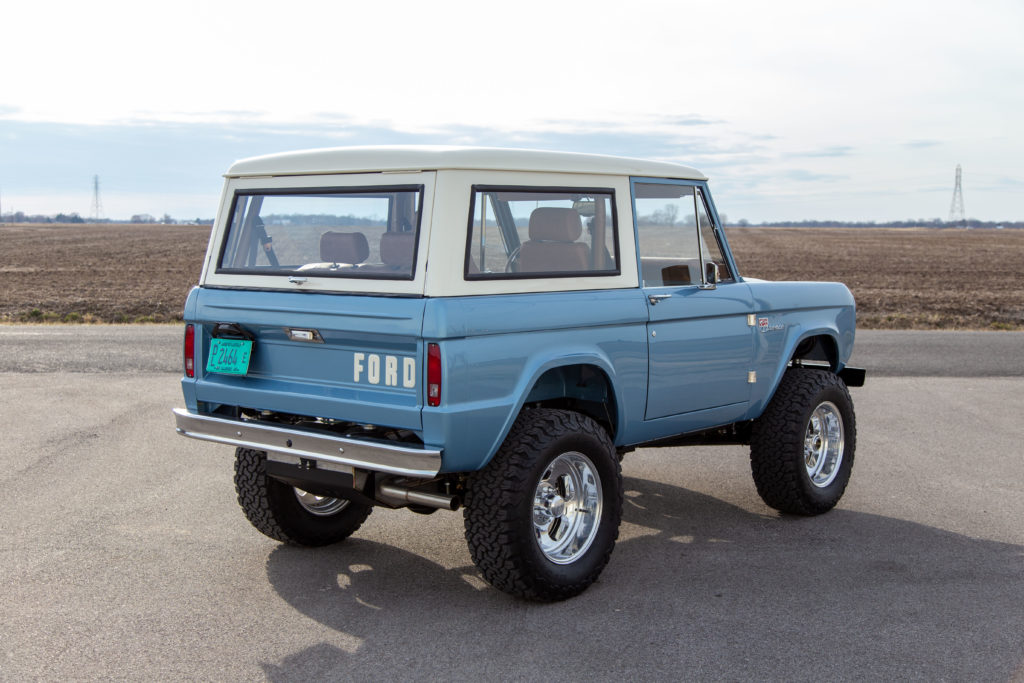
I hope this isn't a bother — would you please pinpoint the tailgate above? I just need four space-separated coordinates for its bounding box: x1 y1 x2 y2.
186 287 425 430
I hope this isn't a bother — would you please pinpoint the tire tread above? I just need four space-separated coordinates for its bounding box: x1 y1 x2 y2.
750 369 856 515
233 448 371 546
462 409 622 601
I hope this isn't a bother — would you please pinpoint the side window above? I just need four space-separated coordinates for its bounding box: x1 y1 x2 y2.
695 188 733 281
466 187 618 279
634 182 733 287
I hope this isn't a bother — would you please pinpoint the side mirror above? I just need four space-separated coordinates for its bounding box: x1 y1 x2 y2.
700 261 719 290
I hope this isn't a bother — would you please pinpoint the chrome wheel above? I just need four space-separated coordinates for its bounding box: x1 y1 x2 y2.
804 401 845 488
532 451 603 565
293 488 349 517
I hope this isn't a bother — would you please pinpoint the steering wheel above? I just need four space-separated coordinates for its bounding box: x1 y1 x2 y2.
504 245 521 273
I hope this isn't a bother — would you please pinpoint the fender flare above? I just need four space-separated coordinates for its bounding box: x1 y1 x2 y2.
478 349 627 469
761 325 843 409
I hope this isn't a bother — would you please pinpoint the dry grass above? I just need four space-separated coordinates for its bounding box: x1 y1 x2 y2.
2 223 1022 329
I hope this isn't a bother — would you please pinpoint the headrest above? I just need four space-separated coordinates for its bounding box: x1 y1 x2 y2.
380 231 416 269
320 231 369 264
528 207 582 242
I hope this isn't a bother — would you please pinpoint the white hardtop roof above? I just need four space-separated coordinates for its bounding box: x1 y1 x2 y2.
225 145 707 181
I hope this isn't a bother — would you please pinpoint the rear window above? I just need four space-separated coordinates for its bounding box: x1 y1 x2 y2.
465 186 619 279
217 186 423 279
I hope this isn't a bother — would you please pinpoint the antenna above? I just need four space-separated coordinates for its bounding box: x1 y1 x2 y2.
91 175 103 220
948 164 965 227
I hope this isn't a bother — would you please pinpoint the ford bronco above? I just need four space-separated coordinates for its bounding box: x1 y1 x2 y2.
173 146 864 600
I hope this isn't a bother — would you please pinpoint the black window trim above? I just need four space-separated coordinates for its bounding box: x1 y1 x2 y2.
694 186 735 283
215 184 425 281
632 179 736 288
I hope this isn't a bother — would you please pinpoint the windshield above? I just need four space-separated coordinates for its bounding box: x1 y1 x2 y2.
217 186 423 280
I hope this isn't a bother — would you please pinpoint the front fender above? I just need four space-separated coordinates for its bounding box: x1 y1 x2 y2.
755 326 841 415
745 281 856 417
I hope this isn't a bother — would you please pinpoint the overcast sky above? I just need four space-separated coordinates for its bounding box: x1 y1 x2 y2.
1 0 1021 222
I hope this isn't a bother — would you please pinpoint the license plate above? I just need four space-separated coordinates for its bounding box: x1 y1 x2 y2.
206 338 253 375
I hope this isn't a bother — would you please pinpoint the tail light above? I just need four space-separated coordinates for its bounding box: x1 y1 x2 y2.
184 324 196 378
426 343 442 407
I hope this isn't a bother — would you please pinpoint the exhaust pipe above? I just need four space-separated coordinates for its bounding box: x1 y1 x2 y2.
378 483 460 511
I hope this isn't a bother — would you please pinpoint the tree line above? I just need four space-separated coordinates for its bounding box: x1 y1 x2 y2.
731 218 1023 229
0 211 213 225
2 211 1020 230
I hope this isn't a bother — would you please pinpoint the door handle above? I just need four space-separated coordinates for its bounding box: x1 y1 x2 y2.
648 294 672 305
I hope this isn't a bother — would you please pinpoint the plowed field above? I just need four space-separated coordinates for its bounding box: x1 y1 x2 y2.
725 227 1024 329
1 223 1022 329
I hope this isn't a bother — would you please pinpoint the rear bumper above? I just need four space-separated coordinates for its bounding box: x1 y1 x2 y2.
172 408 441 478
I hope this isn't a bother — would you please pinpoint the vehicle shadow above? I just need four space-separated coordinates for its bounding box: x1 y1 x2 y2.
261 476 1023 681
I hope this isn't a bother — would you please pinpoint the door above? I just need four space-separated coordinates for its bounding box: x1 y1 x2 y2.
632 178 754 421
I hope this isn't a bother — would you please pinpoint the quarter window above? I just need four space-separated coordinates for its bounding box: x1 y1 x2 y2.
466 187 618 279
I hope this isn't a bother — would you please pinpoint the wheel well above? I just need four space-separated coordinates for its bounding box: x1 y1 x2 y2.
522 364 617 438
792 335 838 370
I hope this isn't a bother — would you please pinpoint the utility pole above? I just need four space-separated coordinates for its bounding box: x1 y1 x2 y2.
948 164 966 227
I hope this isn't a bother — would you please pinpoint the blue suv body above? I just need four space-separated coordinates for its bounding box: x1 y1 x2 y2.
174 146 864 600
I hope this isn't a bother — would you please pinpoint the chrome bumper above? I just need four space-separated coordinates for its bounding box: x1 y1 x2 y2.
173 408 441 478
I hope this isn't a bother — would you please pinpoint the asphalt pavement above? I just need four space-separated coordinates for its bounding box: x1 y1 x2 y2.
0 326 1022 681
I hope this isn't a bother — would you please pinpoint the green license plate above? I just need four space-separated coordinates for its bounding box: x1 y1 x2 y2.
206 338 253 375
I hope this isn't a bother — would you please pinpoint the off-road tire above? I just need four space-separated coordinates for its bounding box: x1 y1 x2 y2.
233 447 371 546
463 408 623 601
750 368 856 515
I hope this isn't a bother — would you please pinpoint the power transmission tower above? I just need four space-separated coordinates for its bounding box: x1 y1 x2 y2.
91 175 103 220
948 164 966 227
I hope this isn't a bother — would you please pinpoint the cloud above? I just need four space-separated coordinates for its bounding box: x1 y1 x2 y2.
791 146 855 158
903 140 942 149
779 169 848 183
0 116 1015 222
662 114 723 126
972 176 1024 191
0 116 772 218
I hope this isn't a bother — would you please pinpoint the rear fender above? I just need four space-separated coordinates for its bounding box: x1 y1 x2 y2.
445 351 625 474
498 352 623 455
522 362 619 435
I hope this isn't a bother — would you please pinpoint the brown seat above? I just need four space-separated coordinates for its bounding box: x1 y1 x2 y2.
320 231 369 264
379 231 416 270
518 207 588 273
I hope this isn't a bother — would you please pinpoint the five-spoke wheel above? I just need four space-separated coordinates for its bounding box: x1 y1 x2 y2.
532 452 603 565
463 409 622 601
803 401 845 488
293 488 351 517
